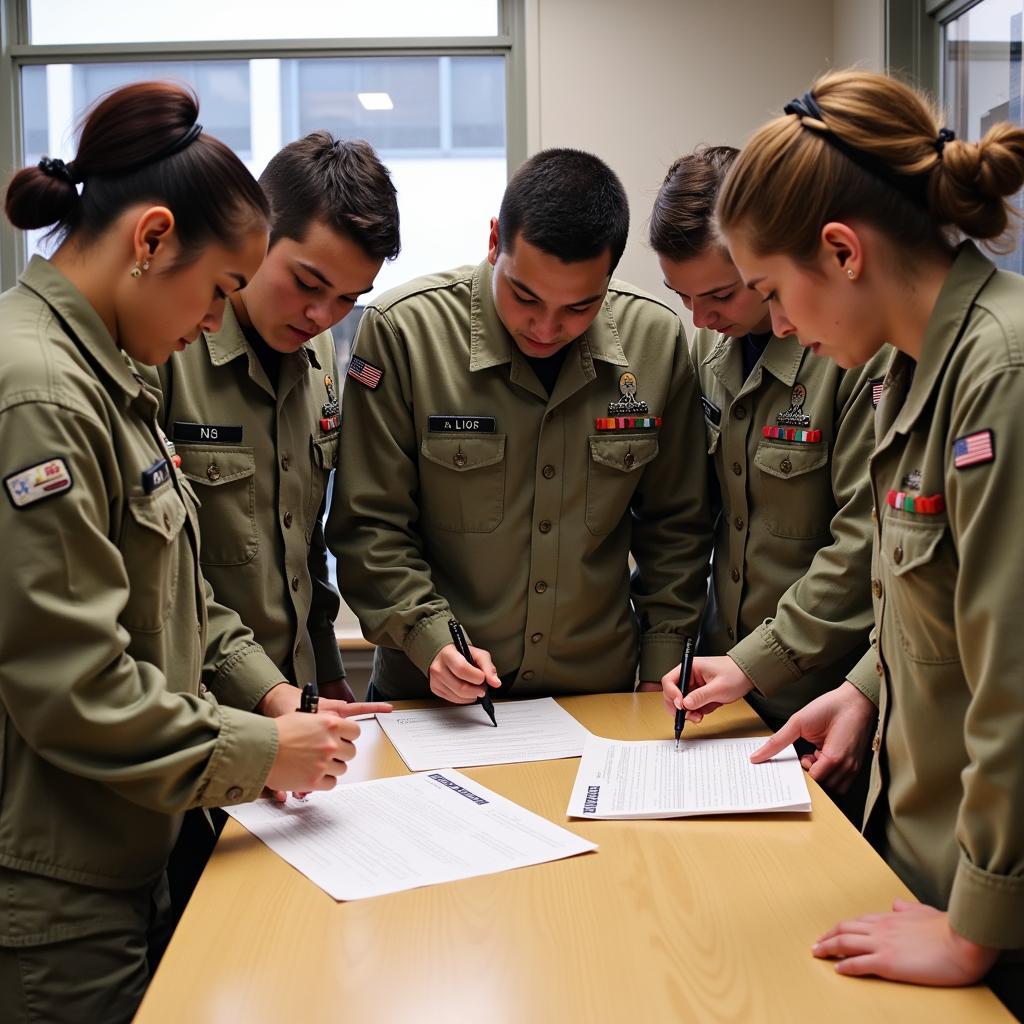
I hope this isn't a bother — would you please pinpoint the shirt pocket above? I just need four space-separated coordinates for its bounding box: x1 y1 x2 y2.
753 438 831 539
177 445 258 566
120 485 187 633
419 434 507 533
880 517 959 664
308 432 340 539
585 435 659 537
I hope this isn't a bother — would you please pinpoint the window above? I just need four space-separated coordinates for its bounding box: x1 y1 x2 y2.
941 0 1024 272
4 1 522 300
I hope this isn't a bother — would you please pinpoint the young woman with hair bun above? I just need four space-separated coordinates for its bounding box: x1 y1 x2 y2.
717 70 1024 1012
0 81 366 1022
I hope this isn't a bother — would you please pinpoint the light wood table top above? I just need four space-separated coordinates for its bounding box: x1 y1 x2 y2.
136 693 1011 1023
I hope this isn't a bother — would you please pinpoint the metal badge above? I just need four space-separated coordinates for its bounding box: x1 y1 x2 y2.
776 383 811 428
607 371 649 416
322 373 340 420
900 469 922 491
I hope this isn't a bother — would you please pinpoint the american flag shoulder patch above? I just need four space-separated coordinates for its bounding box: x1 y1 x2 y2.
347 355 384 390
869 377 885 409
952 428 995 470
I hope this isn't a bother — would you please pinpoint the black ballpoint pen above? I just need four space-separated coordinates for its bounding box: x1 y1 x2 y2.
674 637 695 749
298 682 320 714
448 618 498 727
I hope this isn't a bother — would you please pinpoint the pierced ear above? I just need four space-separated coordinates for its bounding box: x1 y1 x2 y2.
133 206 176 266
820 221 863 281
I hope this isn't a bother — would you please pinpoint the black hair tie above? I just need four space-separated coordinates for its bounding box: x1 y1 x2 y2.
935 127 956 155
783 90 827 123
37 156 78 186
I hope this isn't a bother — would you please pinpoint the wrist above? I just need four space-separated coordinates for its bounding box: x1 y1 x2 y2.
255 682 294 718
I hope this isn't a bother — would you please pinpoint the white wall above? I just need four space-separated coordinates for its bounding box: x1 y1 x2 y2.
833 0 885 73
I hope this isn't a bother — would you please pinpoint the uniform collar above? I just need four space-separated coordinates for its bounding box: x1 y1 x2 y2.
467 259 628 373
888 241 996 437
204 301 322 396
19 255 144 399
703 330 801 396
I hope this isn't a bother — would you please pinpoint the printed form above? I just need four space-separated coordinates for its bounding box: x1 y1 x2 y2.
228 770 596 901
376 697 590 771
567 735 812 819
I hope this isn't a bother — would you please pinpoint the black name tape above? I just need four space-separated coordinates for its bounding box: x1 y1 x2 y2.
427 415 496 433
173 422 243 444
700 395 722 426
142 458 172 494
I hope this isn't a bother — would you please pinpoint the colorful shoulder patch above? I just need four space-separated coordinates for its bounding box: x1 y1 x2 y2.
870 377 885 409
953 429 995 470
347 356 383 390
4 457 73 509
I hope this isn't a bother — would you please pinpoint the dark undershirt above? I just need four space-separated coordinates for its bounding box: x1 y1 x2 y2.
524 344 571 396
741 330 773 381
241 321 283 388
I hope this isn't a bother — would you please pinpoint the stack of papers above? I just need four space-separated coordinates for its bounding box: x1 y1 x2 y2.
566 734 812 819
375 696 590 771
229 770 596 901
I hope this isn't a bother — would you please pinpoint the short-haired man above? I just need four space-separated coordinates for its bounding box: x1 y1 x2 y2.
145 133 400 703
331 148 712 703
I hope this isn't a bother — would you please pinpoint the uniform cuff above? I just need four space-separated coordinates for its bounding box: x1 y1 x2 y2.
404 612 455 676
207 643 284 712
639 634 688 684
845 650 881 706
312 629 346 685
197 706 278 807
729 622 802 697
948 855 1024 949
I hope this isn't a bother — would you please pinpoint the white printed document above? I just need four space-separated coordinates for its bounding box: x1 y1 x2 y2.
228 770 597 901
376 696 590 771
567 734 812 819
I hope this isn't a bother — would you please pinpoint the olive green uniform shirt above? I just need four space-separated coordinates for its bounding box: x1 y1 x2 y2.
329 261 712 698
139 304 345 688
852 243 1024 954
693 328 890 722
0 259 280 945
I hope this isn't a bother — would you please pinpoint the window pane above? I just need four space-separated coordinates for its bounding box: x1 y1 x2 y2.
28 0 499 44
291 58 441 150
451 57 506 148
943 0 1023 272
19 56 507 302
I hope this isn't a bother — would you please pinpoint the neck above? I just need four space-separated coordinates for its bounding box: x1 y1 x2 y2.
50 240 121 343
878 247 956 362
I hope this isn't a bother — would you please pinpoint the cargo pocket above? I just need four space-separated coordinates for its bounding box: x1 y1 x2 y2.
754 439 831 539
585 435 659 536
308 432 340 540
177 445 257 566
419 434 507 533
120 485 187 633
881 518 959 664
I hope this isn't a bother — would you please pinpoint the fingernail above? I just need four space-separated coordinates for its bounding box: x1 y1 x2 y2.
674 699 683 710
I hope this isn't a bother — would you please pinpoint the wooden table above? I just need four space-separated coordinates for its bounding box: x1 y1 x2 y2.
136 694 1012 1022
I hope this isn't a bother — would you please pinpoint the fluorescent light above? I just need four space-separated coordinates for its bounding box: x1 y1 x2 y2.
358 92 394 111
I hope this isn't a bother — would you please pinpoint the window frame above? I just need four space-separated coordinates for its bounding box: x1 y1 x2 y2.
0 0 526 289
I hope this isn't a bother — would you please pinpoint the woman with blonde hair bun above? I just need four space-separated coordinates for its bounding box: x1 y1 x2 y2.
716 70 1024 1013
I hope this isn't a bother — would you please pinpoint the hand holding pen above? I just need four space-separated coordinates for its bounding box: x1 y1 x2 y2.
439 619 499 726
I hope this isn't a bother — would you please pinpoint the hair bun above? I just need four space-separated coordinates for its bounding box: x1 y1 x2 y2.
4 165 80 230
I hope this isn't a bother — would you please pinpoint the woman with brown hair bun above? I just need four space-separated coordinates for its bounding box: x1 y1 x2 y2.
0 82 365 1023
717 70 1024 1012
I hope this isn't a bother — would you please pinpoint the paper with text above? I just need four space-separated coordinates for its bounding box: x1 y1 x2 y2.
376 697 590 771
228 770 597 900
567 734 812 819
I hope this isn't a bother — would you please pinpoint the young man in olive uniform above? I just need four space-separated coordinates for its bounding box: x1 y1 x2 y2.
330 149 713 702
141 134 400 911
143 134 400 703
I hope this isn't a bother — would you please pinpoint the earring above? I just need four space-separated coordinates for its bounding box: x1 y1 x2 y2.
130 259 150 279
142 259 151 272
846 268 856 280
